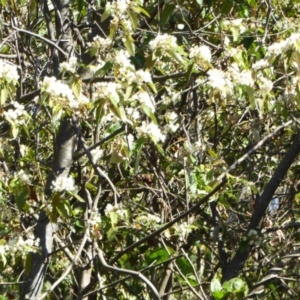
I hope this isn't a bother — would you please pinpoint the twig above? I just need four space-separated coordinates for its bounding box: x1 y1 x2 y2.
72 115 120 204
37 228 90 300
94 242 161 300
110 178 227 264
5 22 68 57
217 120 293 182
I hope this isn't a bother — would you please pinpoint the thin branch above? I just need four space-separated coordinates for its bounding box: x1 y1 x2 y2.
94 242 161 300
217 120 293 182
110 178 227 264
5 22 68 57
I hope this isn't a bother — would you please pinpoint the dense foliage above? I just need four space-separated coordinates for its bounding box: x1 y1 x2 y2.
1 0 300 299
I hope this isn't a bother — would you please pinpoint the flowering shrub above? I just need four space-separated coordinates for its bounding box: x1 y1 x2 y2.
1 0 300 299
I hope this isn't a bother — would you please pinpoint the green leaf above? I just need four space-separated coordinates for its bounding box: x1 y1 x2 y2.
145 54 155 70
92 61 113 80
211 277 222 292
133 6 150 18
186 60 194 83
107 226 117 241
141 105 158 124
55 199 72 218
9 178 29 210
161 4 176 27
105 122 122 136
25 253 32 275
71 78 82 100
0 88 8 105
145 247 172 265
230 27 239 42
101 8 111 22
110 149 124 164
176 257 193 276
130 137 145 156
223 278 248 293
67 191 85 202
77 0 84 12
128 9 138 31
109 25 117 39
124 36 135 56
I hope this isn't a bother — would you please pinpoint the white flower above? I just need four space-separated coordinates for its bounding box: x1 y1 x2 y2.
189 45 212 63
149 34 178 52
166 123 179 133
94 82 120 102
147 214 161 223
137 121 166 142
135 70 152 83
51 176 76 192
229 64 254 87
104 203 114 216
91 147 104 163
259 77 273 93
134 91 156 112
17 169 31 184
207 69 233 95
89 36 112 54
165 111 178 122
111 0 130 14
126 106 140 120
0 60 19 82
104 203 126 218
60 56 77 73
115 50 132 68
3 101 27 124
252 59 269 71
267 40 290 56
41 77 85 110
127 134 134 149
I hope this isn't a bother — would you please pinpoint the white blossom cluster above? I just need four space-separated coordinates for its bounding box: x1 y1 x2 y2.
137 121 166 143
109 0 130 15
147 213 161 223
267 33 300 56
51 176 76 192
132 91 156 112
258 76 273 94
252 59 269 71
126 133 135 149
113 50 152 85
176 222 192 242
126 107 141 121
165 111 179 133
223 18 247 34
149 34 178 53
89 36 112 54
60 56 78 73
87 209 102 226
17 169 31 184
104 203 127 219
0 235 39 261
207 68 233 96
0 60 19 83
3 101 27 125
189 44 212 68
228 63 254 87
93 82 121 102
41 76 89 110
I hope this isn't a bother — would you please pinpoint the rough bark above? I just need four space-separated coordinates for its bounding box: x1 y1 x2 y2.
20 0 76 296
20 120 77 299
